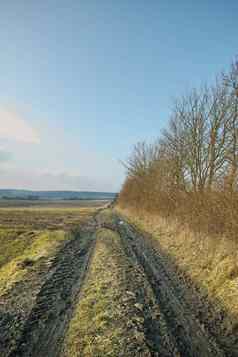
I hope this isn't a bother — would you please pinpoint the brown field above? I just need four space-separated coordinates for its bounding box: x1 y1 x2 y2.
0 199 109 208
0 200 108 231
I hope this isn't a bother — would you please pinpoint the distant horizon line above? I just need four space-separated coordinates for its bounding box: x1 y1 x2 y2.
0 188 117 194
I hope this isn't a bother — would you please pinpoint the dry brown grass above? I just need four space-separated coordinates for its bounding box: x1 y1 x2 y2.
117 205 238 340
119 177 238 240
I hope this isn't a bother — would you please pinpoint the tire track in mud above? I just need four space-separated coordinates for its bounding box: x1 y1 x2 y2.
112 215 225 357
8 221 96 357
2 210 228 356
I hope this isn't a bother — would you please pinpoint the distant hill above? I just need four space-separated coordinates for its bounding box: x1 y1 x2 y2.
0 189 116 201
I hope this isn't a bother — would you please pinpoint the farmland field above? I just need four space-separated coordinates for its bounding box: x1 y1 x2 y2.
0 200 106 231
0 200 103 356
0 202 236 356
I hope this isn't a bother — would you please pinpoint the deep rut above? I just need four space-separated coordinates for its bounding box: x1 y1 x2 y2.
2 211 230 356
112 215 225 357
8 222 96 357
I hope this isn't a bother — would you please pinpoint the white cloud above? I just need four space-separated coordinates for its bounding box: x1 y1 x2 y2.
0 106 40 143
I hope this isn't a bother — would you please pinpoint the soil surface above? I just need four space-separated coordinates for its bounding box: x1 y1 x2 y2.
0 209 232 356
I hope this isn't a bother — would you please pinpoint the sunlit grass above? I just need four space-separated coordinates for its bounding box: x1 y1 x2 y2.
0 230 69 296
0 230 35 268
117 206 238 342
63 226 150 356
0 203 98 298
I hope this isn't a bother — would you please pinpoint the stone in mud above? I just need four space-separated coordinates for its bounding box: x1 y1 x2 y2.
134 303 144 312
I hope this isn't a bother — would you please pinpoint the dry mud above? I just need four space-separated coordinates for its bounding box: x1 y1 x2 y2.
0 210 232 356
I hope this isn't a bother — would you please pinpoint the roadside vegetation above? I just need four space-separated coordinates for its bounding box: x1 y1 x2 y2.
119 59 238 237
117 58 238 347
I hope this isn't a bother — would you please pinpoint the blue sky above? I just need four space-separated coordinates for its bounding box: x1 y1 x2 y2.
0 0 237 191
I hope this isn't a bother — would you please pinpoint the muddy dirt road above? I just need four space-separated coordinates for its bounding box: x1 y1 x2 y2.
0 210 230 356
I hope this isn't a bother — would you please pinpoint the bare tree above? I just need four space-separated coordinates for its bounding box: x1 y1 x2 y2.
172 89 210 192
205 79 230 189
223 60 238 191
122 141 160 179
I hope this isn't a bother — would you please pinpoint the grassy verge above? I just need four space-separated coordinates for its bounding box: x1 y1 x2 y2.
116 206 238 349
0 230 69 296
63 228 151 357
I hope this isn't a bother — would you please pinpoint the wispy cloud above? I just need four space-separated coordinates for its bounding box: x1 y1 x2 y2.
0 106 40 144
